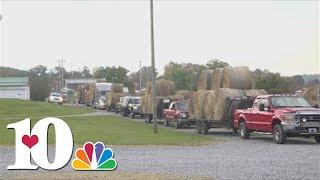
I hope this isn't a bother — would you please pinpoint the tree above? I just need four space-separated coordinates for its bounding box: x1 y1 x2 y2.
93 66 129 84
206 59 229 69
81 66 93 78
28 65 50 101
128 66 158 89
0 66 28 77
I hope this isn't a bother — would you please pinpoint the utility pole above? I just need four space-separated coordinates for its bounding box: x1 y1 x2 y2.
150 0 157 133
57 59 65 91
139 60 142 90
57 60 61 91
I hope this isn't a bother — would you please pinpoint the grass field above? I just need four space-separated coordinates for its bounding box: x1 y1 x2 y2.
0 99 93 118
0 100 215 146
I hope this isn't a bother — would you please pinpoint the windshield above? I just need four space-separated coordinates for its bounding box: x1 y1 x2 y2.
100 91 107 96
176 102 188 110
271 97 311 108
132 98 141 104
51 93 61 97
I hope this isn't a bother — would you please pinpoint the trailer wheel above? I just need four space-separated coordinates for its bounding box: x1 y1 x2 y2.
195 121 201 134
200 121 208 134
239 121 250 139
314 135 320 143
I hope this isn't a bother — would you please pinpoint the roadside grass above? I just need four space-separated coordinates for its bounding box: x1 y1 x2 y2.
0 99 93 118
0 115 215 146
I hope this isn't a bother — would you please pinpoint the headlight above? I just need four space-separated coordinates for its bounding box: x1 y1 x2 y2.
180 112 186 118
282 113 295 122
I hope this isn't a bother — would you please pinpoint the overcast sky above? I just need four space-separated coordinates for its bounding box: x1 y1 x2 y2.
0 0 319 76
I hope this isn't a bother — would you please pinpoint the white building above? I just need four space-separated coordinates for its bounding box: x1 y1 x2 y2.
0 77 30 100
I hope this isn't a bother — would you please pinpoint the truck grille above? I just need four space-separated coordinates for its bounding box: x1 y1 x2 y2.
300 115 320 122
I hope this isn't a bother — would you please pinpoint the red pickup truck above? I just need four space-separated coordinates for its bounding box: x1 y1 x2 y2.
163 101 191 128
234 95 320 144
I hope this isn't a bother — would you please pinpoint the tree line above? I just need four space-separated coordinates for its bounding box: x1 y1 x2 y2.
0 60 319 101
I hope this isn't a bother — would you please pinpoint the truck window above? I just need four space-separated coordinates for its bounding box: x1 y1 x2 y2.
261 99 269 108
253 98 261 110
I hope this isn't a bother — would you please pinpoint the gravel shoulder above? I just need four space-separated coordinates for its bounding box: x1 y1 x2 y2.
1 134 319 179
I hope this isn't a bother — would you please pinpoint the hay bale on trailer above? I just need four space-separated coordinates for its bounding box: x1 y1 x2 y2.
146 80 175 96
244 89 267 97
302 85 320 102
211 68 224 89
189 90 209 119
203 90 217 119
176 90 192 100
213 88 245 121
198 70 215 90
106 92 122 107
222 66 252 89
111 83 124 93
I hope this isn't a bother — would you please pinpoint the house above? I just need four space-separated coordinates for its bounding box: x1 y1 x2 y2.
0 77 30 100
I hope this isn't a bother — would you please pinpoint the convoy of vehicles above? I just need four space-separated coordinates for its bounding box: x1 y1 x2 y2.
234 95 320 144
163 101 191 128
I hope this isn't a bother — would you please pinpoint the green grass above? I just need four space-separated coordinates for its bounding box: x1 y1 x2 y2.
0 99 93 118
0 116 215 146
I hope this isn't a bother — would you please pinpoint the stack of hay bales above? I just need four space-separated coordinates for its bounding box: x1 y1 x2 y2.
142 80 176 114
111 83 124 93
222 66 253 89
302 85 320 102
198 70 215 90
146 80 175 96
176 90 192 100
211 68 224 90
84 83 95 105
105 83 124 108
189 66 266 122
106 92 122 108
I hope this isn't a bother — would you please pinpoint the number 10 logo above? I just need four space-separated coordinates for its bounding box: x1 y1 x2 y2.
7 118 73 170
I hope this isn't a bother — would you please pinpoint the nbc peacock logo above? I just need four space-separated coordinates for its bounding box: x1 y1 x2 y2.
72 142 117 171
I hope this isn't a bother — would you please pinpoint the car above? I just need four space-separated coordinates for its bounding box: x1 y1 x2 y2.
163 100 191 128
234 95 320 144
48 92 63 105
127 97 143 119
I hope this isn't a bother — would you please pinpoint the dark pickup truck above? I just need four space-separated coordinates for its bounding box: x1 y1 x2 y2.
234 95 320 144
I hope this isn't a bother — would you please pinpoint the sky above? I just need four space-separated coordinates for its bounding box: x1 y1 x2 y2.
0 0 319 76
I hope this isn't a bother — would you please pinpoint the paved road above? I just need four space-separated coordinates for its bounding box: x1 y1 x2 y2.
1 110 319 179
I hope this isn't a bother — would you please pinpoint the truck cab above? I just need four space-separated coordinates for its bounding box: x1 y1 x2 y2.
163 101 190 128
234 95 320 144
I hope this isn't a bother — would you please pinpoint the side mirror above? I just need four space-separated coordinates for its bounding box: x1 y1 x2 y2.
259 104 265 111
313 104 319 109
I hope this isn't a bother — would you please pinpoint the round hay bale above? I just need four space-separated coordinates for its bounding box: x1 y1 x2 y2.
244 89 267 97
302 85 320 102
106 93 122 107
203 90 217 119
211 68 224 89
213 88 245 121
146 80 175 96
168 95 185 101
111 83 124 93
198 70 215 90
176 90 192 100
192 90 209 119
222 66 252 89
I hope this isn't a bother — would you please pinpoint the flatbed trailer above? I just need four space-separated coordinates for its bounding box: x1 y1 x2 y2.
192 96 256 134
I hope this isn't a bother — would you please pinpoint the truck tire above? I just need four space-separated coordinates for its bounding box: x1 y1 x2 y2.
195 121 201 134
200 121 208 134
272 124 287 144
164 118 168 127
174 119 180 129
314 135 320 143
239 121 250 139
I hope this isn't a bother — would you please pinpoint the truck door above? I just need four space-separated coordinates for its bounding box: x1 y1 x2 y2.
250 98 261 130
167 102 175 120
257 98 272 131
